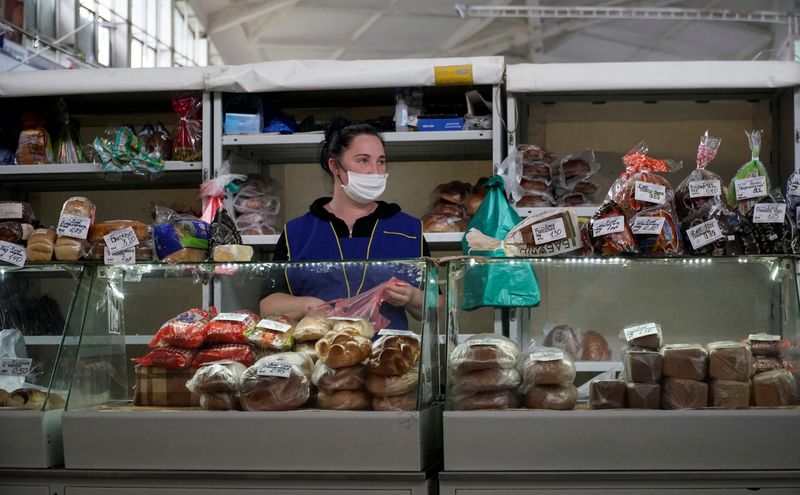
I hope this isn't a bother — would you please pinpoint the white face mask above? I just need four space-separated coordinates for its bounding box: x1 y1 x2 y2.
340 171 388 204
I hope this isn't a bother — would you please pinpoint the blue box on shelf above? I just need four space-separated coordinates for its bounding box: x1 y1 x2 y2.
224 113 262 134
417 117 464 132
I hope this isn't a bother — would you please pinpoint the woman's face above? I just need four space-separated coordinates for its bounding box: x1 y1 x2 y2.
330 134 386 184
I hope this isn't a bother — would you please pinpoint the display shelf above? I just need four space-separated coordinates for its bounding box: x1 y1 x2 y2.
575 361 622 373
222 130 492 164
0 161 203 191
25 335 152 346
242 232 465 251
516 206 598 218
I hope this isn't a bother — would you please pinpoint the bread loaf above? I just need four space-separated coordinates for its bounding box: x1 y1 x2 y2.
200 393 239 411
626 383 661 409
365 368 419 396
372 392 416 411
88 220 149 242
238 356 311 411
450 368 521 395
589 380 626 409
752 356 783 375
186 361 246 394
26 228 56 261
61 196 95 219
524 384 578 410
365 334 421 376
624 349 662 384
449 334 520 373
317 389 371 410
747 333 782 357
294 316 332 342
753 369 797 407
543 325 580 359
0 222 23 244
522 350 576 386
293 341 318 362
662 344 708 381
331 319 373 339
707 341 753 382
661 378 708 410
579 330 611 361
708 380 750 409
315 328 372 368
311 362 365 392
620 323 662 350
54 236 87 261
453 390 520 411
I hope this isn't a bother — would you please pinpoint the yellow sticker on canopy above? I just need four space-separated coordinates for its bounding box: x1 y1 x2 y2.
434 64 474 85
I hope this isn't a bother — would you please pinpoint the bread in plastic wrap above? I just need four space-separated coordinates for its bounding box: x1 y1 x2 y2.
450 368 521 395
0 221 23 244
753 369 797 407
186 360 247 394
626 382 661 409
365 367 419 397
204 310 258 344
294 316 332 342
707 341 753 382
149 308 212 349
190 344 255 368
449 334 520 373
0 201 35 223
244 317 295 351
661 378 708 409
317 389 371 410
293 341 318 363
661 344 708 381
87 220 149 242
315 328 372 368
238 353 313 411
453 389 520 411
708 379 750 409
619 322 662 350
373 392 416 411
522 347 576 387
579 330 612 361
199 392 240 411
26 228 57 261
624 349 662 384
54 236 88 261
542 324 580 359
524 384 578 410
311 361 366 392
331 318 374 339
747 333 782 357
365 334 421 376
753 356 783 375
589 379 626 409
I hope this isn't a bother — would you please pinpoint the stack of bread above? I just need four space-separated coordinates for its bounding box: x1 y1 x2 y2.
514 145 601 208
365 331 421 411
521 347 577 410
543 324 611 361
422 179 487 233
185 360 246 410
313 319 373 410
661 343 709 409
748 333 797 407
621 323 664 409
0 201 35 248
706 341 752 408
449 334 521 410
239 352 314 411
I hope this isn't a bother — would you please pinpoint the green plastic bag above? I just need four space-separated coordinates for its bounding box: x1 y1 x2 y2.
460 176 540 310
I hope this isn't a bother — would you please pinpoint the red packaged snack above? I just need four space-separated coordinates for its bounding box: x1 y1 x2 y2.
148 308 215 349
132 345 196 369
588 200 640 256
631 207 684 257
204 310 259 344
609 142 681 221
172 93 202 162
190 344 255 368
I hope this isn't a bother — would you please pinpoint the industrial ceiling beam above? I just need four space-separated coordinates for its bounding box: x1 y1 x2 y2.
207 0 300 35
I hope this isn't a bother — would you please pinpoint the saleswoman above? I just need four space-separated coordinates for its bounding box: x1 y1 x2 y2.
259 119 430 328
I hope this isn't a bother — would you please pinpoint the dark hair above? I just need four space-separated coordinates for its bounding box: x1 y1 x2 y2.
319 117 384 178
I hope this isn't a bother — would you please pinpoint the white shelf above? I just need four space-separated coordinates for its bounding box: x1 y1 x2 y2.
241 234 281 246
0 161 202 190
575 361 622 373
25 335 152 345
516 206 598 218
223 130 493 164
242 232 464 251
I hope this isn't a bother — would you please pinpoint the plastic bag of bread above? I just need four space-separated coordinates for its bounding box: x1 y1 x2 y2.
630 207 684 256
662 378 708 409
552 149 601 190
233 177 281 216
365 367 419 396
54 98 87 164
542 324 580 359
15 112 53 164
373 392 416 411
422 213 468 233
619 322 662 350
186 360 247 394
747 333 782 357
589 379 626 409
708 380 750 409
518 144 555 165
0 221 23 244
132 345 196 369
556 192 591 207
54 236 88 261
727 130 769 216
753 356 784 375
365 333 421 376
309 279 397 333
753 369 797 407
0 201 35 223
56 196 95 236
86 242 154 261
244 316 295 351
190 343 255 367
153 206 211 263
449 334 520 373
450 367 521 395
311 362 366 392
138 122 172 160
624 348 662 384
579 330 611 361
521 347 576 387
199 393 240 411
172 93 203 162
235 212 278 236
661 344 708 381
674 131 724 222
608 141 681 221
707 341 753 382
748 195 792 254
149 308 216 349
317 389 371 410
26 228 57 261
466 208 582 257
204 310 259 344
315 328 372 368
681 200 757 256
429 200 467 219
238 353 313 411
588 201 640 256
88 220 150 245
294 316 332 342
294 341 318 363
524 384 577 410
453 389 520 411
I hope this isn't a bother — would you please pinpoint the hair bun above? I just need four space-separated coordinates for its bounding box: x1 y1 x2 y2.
324 117 354 142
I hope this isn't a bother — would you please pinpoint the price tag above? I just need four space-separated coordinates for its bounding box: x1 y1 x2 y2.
213 312 249 322
788 176 800 196
752 203 786 224
378 328 420 340
0 358 32 376
256 362 292 377
689 179 721 198
256 319 292 333
631 216 665 235
0 240 26 267
531 350 564 362
0 203 23 219
748 333 780 342
623 323 660 342
104 227 140 254
104 246 135 265
734 176 767 201
56 214 91 239
634 181 666 204
686 219 724 250
592 216 625 237
328 316 359 321
466 338 498 346
434 64 473 85
532 218 567 245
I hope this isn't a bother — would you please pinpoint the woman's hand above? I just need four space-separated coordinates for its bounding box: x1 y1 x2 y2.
384 279 424 320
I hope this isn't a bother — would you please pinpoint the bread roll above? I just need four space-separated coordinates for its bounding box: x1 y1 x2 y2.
626 383 661 409
311 362 365 392
453 390 520 411
26 228 56 261
10 389 63 410
450 368 521 395
661 378 708 410
434 181 471 204
365 368 419 396
522 349 576 386
589 380 626 409
88 220 149 242
753 369 797 407
708 380 750 409
315 329 372 368
294 316 332 342
430 200 466 217
365 335 421 376
373 393 416 411
331 319 373 339
0 389 24 407
449 334 520 373
624 349 662 384
317 389 371 410
524 384 578 410
200 393 239 411
186 361 246 394
707 341 753 382
662 344 708 381
54 236 87 261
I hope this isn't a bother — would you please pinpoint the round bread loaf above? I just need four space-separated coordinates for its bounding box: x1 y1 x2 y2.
294 316 332 342
579 330 611 361
315 329 372 368
200 393 239 411
187 361 246 394
543 325 580 359
317 389 371 410
453 390 520 411
365 367 419 396
311 362 366 392
238 367 310 411
524 384 577 410
365 335 421 376
451 368 521 395
449 334 520 373
522 349 576 386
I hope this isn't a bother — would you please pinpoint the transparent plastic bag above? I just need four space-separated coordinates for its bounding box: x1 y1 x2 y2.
0 328 29 391
148 308 216 349
608 141 681 221
309 278 401 332
172 93 203 162
707 341 753 382
674 131 723 222
238 353 313 411
153 205 211 263
588 200 640 256
311 361 366 392
448 334 521 374
186 360 247 394
661 344 708 381
748 193 792 254
631 206 684 257
727 130 769 216
87 125 163 175
54 98 87 164
15 112 52 164
138 123 172 160
588 378 626 410
521 346 577 388
552 148 601 189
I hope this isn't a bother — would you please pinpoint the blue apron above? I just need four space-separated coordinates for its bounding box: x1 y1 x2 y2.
284 211 423 330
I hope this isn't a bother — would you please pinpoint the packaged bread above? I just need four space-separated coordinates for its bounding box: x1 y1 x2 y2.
294 316 333 342
517 144 555 164
0 221 23 244
373 392 416 411
516 195 555 208
25 229 57 261
707 341 753 382
524 384 578 410
619 322 662 350
203 310 259 344
294 341 318 362
747 333 782 357
317 389 371 410
15 113 53 165
199 392 239 411
0 201 35 223
365 334 421 377
753 356 783 375
753 369 797 407
661 344 708 381
315 328 372 368
543 324 580 359
213 244 254 262
186 360 247 394
434 181 472 204
132 345 196 369
589 201 640 256
88 220 149 242
453 389 520 411
626 382 661 409
662 378 708 410
311 362 366 392
430 200 467 218
579 330 612 361
422 213 468 233
609 141 680 221
631 207 684 257
86 242 153 261
450 368 521 395
149 308 214 349
589 379 626 409
331 318 374 339
54 236 87 261
727 130 769 216
708 379 750 409
449 334 520 373
238 353 313 411
365 367 419 396
552 149 600 189
190 343 255 368
153 206 211 263
61 196 95 219
624 349 662 384
522 348 576 387
244 316 295 351
674 131 724 223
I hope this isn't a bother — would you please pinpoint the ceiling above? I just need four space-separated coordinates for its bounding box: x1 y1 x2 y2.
187 0 800 65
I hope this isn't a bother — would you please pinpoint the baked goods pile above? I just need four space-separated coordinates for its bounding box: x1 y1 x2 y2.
422 179 488 233
512 144 601 209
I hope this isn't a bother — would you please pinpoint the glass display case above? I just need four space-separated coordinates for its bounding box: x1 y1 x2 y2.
443 256 800 474
0 264 89 468
61 260 441 472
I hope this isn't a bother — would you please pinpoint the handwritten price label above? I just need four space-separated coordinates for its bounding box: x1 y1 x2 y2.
788 176 800 196
56 214 91 239
634 181 666 205
256 362 293 377
0 240 26 267
104 227 140 254
623 323 660 342
531 351 564 362
631 216 665 235
735 176 767 201
752 203 786 224
688 179 721 198
532 218 567 245
0 358 32 376
0 203 23 219
256 319 292 333
592 216 625 237
686 219 724 250
104 246 135 265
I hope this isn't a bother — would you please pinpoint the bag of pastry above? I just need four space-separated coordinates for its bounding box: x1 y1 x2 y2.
244 315 295 351
681 200 757 256
551 148 601 190
153 205 211 263
460 175 540 310
747 193 792 254
630 206 684 256
588 200 640 256
238 352 314 411
727 130 769 216
675 131 723 222
608 141 681 221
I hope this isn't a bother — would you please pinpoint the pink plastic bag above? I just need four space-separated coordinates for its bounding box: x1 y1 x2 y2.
310 278 401 332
